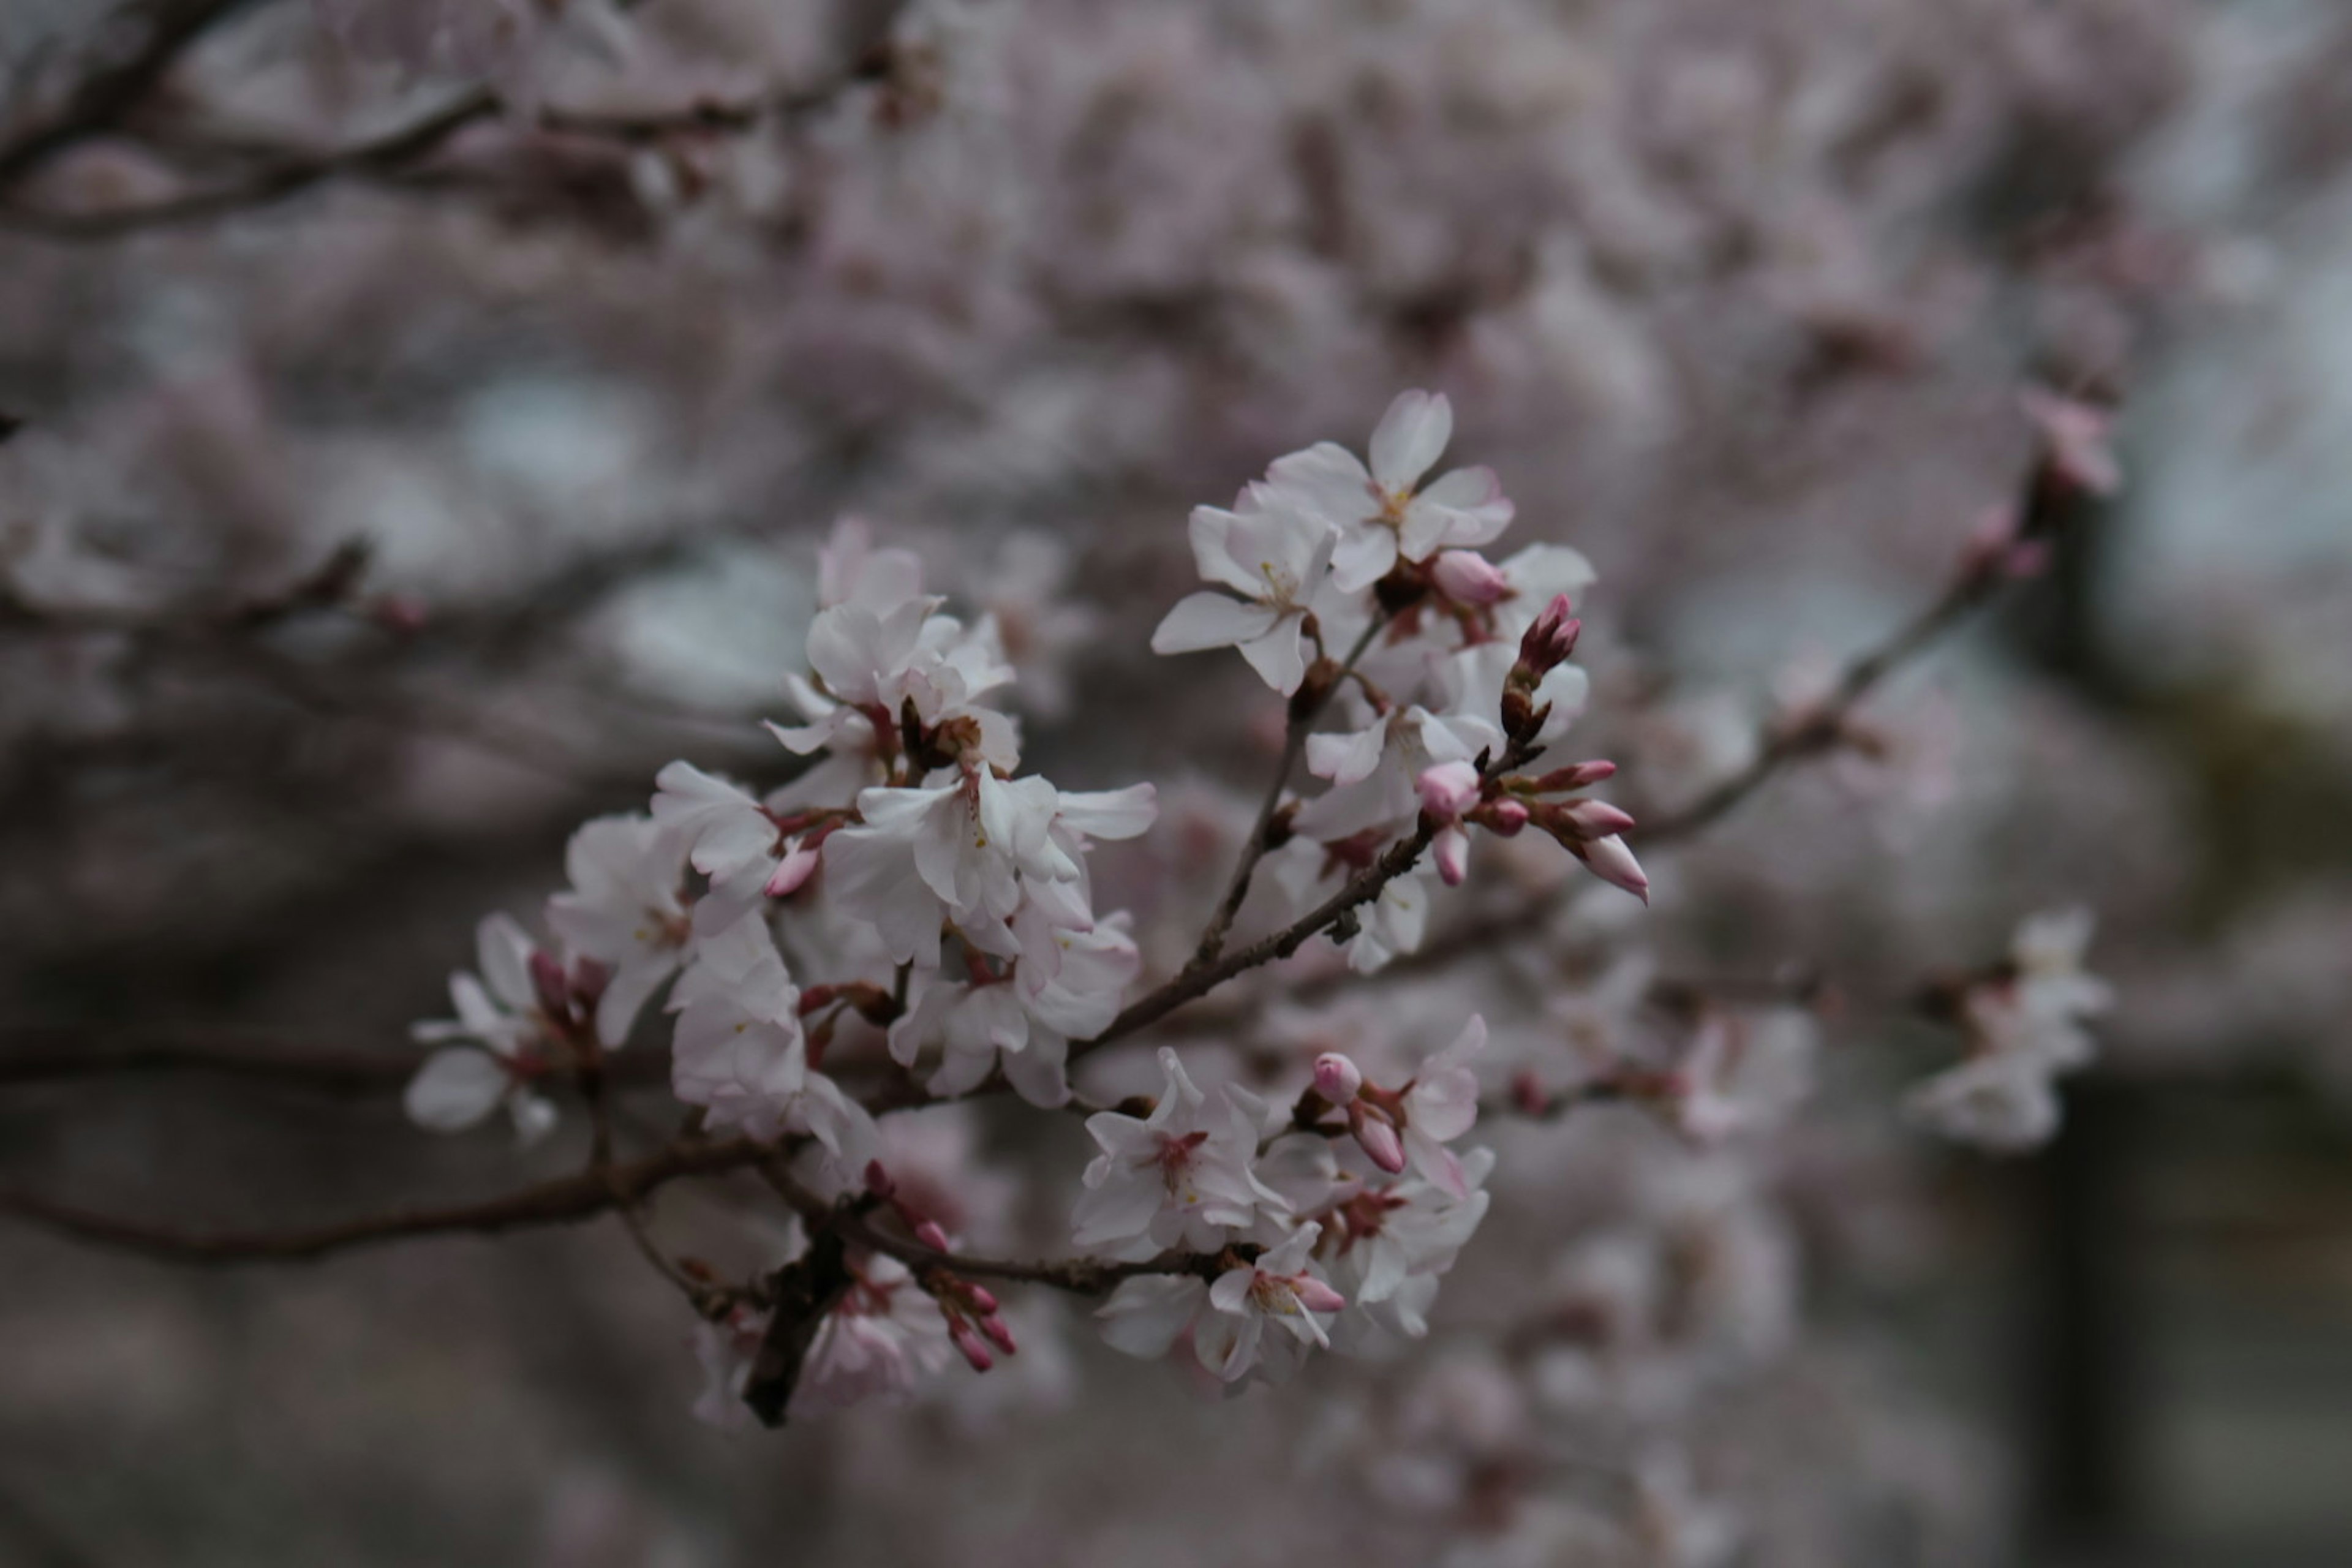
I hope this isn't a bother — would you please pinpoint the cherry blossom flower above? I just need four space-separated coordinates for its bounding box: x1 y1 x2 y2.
1197 1222 1348 1384
1151 489 1338 695
1071 1047 1287 1260
1264 390 1514 591
405 913 562 1144
793 1254 956 1417
544 813 693 1046
667 916 875 1166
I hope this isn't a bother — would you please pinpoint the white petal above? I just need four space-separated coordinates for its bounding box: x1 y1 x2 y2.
404 1049 509 1132
1152 592 1281 655
1369 390 1452 492
1234 619 1311 696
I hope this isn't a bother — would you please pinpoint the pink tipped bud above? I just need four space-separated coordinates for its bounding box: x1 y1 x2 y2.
1473 797 1530 835
765 840 821 898
1574 833 1650 903
1527 760 1618 793
1349 1104 1408 1174
863 1160 895 1197
948 1318 995 1373
1416 760 1483 820
1431 549 1510 606
1313 1052 1363 1106
964 1283 1000 1314
1291 1275 1348 1314
527 950 571 1019
912 1219 951 1253
1434 823 1470 887
1518 594 1581 672
1558 799 1638 839
979 1312 1017 1355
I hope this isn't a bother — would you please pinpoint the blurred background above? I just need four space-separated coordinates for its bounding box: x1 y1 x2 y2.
4 1 2352 1564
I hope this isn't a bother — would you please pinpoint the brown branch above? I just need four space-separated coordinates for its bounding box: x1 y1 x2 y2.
761 1163 1224 1296
0 1134 771 1263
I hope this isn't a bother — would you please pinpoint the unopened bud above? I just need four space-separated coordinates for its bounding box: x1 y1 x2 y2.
1312 1052 1363 1106
1434 823 1470 887
1349 1104 1408 1174
1517 594 1581 672
765 840 821 897
863 1161 895 1197
1525 760 1618 794
1471 797 1529 835
1415 760 1482 819
1291 1275 1348 1314
1557 799 1638 839
1431 549 1509 606
979 1312 1017 1355
964 1283 1000 1314
949 1318 995 1373
1574 833 1650 903
912 1218 951 1253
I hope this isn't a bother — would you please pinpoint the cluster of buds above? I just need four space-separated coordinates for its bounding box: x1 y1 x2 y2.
1302 1052 1413 1176
1501 593 1583 743
926 1270 1019 1373
1415 756 1646 902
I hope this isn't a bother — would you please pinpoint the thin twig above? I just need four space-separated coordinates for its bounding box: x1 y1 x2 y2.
1193 614 1388 967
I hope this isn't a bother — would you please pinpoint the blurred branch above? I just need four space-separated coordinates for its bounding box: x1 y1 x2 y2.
0 1024 671 1095
0 1133 771 1262
0 48 894 240
0 0 274 196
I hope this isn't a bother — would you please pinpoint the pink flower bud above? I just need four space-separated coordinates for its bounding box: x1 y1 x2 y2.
964 1283 1000 1314
1291 1274 1348 1314
1431 549 1509 606
912 1219 951 1253
1416 760 1482 820
765 839 821 898
863 1161 895 1197
1313 1052 1363 1106
1574 833 1649 903
1527 760 1618 793
1434 823 1470 887
1474 797 1529 835
1518 594 1581 672
949 1317 995 1373
979 1312 1017 1355
1558 799 1638 839
1349 1103 1408 1174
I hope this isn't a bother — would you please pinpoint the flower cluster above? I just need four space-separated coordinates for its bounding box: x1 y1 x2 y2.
1156 390 1646 974
1089 1020 1493 1385
1905 909 2113 1152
